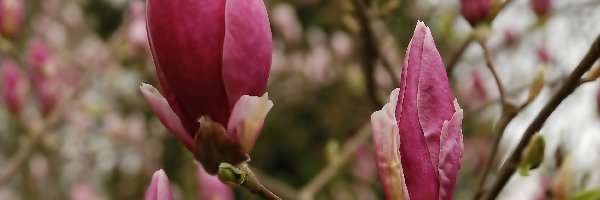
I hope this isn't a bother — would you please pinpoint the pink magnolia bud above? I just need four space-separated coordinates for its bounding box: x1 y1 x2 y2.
0 0 24 39
530 0 550 17
145 169 174 200
458 68 488 110
197 165 234 200
146 0 272 135
372 22 464 200
460 0 491 26
502 28 519 46
1 59 28 114
27 41 61 116
536 44 551 64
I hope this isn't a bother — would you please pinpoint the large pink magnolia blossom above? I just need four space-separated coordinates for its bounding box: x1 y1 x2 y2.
141 0 273 174
371 22 464 200
145 169 174 200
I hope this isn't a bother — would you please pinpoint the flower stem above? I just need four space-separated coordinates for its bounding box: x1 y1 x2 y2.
238 164 282 200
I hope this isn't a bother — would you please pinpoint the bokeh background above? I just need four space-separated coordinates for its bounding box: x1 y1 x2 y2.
0 0 599 199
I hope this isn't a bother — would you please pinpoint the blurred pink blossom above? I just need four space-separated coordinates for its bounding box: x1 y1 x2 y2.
460 0 490 26
537 44 552 64
330 31 353 62
272 3 303 46
27 40 62 116
458 68 489 110
69 181 98 200
530 0 551 17
0 0 23 39
127 0 149 53
1 59 28 114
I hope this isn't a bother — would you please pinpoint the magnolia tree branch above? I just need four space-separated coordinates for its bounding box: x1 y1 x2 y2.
484 35 600 199
355 0 384 109
298 123 371 200
480 40 508 103
250 167 299 200
471 39 519 199
353 0 400 88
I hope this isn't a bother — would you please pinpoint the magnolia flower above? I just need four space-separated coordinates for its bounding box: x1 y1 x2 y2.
371 22 464 200
460 0 490 26
530 0 550 17
142 0 273 174
27 41 61 116
1 59 28 115
0 0 23 39
197 165 234 200
145 169 174 200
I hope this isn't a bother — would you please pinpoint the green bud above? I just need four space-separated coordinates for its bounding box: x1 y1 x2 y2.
527 66 546 103
519 134 545 176
217 163 246 186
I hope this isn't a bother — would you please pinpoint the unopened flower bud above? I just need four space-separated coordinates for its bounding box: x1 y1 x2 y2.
217 163 246 186
519 134 545 176
1 59 28 114
461 0 491 26
530 0 550 17
0 0 24 39
527 66 546 103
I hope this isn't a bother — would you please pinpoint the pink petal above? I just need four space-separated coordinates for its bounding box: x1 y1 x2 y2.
396 22 439 200
371 89 407 200
416 22 455 171
222 0 272 108
226 93 273 154
197 164 234 200
147 0 231 131
145 169 174 200
438 101 464 200
140 83 194 151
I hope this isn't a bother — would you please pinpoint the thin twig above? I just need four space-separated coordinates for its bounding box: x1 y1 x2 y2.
353 0 384 108
353 0 400 88
298 123 371 200
484 35 600 199
480 40 508 103
471 39 515 199
250 166 299 200
238 164 282 200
